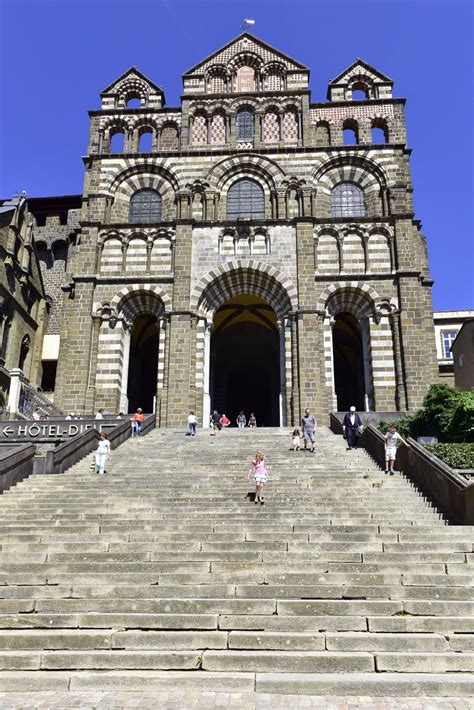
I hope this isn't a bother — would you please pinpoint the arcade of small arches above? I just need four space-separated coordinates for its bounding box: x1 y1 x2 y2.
102 111 392 154
91 272 402 425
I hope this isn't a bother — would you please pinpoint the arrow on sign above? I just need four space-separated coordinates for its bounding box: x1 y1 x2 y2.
2 426 13 436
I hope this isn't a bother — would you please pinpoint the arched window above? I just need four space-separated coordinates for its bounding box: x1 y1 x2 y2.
110 131 125 153
331 183 365 218
139 130 153 152
129 189 163 223
227 178 264 219
343 119 359 145
235 65 256 92
236 108 254 142
126 97 141 108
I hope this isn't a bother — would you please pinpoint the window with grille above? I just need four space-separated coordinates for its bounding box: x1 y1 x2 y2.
441 329 458 359
236 108 254 142
227 178 264 219
129 189 162 223
331 182 365 218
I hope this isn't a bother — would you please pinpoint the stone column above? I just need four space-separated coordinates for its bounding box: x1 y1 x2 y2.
337 235 344 273
146 240 153 273
202 322 211 428
290 313 300 427
359 316 374 411
119 321 132 413
362 235 370 273
85 314 102 413
7 368 23 416
389 309 408 411
328 315 338 410
277 319 286 427
157 314 170 426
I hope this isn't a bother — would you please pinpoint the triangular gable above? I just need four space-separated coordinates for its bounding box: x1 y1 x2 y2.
101 67 164 96
329 58 393 85
183 31 309 76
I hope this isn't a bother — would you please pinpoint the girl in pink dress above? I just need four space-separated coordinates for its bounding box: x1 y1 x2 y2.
248 451 268 505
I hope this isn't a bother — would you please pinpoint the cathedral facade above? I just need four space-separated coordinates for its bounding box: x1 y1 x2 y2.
31 33 439 426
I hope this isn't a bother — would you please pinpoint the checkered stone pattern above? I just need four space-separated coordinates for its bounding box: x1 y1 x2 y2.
209 74 225 93
322 282 377 319
266 72 283 91
95 323 124 395
112 286 169 320
150 237 173 274
100 237 122 272
210 114 226 144
218 234 235 256
342 233 366 273
369 232 392 272
316 234 340 274
310 104 394 124
192 115 207 145
263 112 280 143
202 37 294 70
125 237 147 272
283 110 299 143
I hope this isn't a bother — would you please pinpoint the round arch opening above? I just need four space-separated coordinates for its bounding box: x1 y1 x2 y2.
332 312 365 412
126 315 159 413
210 295 281 427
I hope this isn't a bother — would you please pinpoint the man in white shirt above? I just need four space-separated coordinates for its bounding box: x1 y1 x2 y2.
384 424 410 474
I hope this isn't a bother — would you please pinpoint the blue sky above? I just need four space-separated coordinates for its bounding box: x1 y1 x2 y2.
0 0 472 311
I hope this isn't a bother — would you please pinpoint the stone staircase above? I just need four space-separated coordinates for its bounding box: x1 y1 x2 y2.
0 426 473 696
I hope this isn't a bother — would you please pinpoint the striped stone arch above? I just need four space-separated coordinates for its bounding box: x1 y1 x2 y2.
111 284 172 320
190 260 298 319
107 160 180 197
313 155 388 194
206 153 286 192
316 281 381 318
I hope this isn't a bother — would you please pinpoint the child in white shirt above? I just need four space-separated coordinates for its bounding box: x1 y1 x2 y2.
292 429 300 451
384 424 409 474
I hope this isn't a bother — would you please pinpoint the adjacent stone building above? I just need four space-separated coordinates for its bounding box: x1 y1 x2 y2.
12 33 443 425
0 195 48 411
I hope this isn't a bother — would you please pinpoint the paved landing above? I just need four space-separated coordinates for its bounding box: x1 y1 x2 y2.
0 692 473 709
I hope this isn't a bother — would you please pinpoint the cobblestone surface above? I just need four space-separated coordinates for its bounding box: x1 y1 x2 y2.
0 694 473 709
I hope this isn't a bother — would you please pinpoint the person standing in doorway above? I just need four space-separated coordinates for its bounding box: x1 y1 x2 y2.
342 406 363 450
131 408 144 437
236 411 247 429
384 423 410 474
210 409 221 435
95 432 111 475
248 413 257 428
95 408 104 420
187 411 197 436
220 413 230 428
301 408 317 453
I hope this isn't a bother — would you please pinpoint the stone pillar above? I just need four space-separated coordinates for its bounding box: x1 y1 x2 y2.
337 236 344 273
85 314 102 413
359 316 375 411
327 316 338 410
7 368 23 416
290 313 300 426
202 322 211 428
276 189 286 220
362 235 370 273
277 319 286 426
157 314 170 426
119 321 132 413
389 309 408 411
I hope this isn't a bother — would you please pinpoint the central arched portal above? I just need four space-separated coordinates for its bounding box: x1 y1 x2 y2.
127 315 159 413
332 313 365 411
210 295 280 426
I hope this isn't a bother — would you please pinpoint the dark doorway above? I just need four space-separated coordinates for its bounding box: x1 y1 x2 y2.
127 315 159 413
210 296 280 426
332 312 366 411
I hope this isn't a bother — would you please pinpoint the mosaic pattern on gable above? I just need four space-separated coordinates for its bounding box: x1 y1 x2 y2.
194 38 297 73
